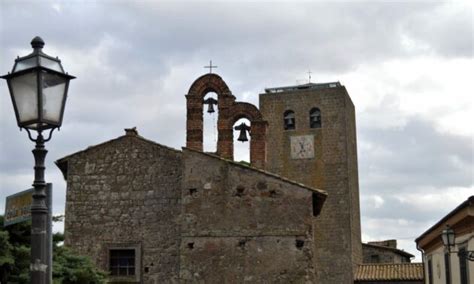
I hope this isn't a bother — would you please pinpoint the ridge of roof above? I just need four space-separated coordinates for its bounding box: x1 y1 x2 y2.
362 243 414 258
56 133 181 163
182 147 328 198
355 263 424 281
415 195 474 243
55 132 182 179
264 82 342 94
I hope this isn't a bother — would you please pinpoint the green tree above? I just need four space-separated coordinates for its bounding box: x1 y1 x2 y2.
0 215 30 283
0 215 107 283
0 229 14 283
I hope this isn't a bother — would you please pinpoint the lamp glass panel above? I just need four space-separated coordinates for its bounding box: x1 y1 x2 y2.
40 57 63 73
442 233 448 246
13 57 38 72
41 71 66 123
10 71 38 123
448 231 455 246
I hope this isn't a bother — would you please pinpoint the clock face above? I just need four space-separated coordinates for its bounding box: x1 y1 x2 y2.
290 135 314 159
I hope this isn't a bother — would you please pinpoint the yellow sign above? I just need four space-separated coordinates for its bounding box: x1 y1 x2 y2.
4 185 51 227
4 188 34 226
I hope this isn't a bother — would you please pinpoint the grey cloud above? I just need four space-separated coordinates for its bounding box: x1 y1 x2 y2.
359 115 473 194
401 3 473 58
361 195 450 223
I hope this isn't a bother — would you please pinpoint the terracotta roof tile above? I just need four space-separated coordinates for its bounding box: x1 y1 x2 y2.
355 263 424 281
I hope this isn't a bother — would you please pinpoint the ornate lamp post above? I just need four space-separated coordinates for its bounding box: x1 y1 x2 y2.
441 225 474 261
1 36 75 283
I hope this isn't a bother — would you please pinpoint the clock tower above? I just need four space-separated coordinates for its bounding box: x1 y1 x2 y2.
259 82 362 283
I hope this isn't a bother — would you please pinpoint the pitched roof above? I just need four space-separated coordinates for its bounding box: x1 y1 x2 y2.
362 243 414 258
183 147 328 199
55 128 181 179
415 195 474 245
355 263 424 281
55 128 328 207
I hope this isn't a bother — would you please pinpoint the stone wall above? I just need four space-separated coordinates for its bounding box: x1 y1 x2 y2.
180 148 322 283
60 133 183 283
260 85 362 283
59 130 327 283
368 240 397 249
362 244 411 264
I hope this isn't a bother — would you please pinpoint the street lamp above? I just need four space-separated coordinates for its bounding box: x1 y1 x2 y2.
441 225 455 252
441 225 474 261
1 36 75 284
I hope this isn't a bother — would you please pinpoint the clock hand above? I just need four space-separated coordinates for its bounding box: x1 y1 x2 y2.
299 141 305 151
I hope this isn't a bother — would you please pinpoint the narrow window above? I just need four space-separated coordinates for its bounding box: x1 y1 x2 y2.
371 254 380 263
459 247 469 284
445 252 451 284
233 118 251 162
110 249 136 276
309 108 321 128
428 258 433 284
203 92 218 152
284 110 295 130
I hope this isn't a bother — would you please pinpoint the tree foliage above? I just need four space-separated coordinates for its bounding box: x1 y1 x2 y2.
0 215 107 283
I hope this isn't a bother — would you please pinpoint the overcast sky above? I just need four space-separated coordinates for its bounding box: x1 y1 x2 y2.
0 0 472 261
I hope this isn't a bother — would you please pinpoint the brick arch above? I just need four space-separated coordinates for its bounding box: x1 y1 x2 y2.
218 102 267 169
187 73 233 99
186 73 236 152
228 102 263 123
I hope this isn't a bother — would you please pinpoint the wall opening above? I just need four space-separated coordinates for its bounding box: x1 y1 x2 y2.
284 110 295 130
309 107 321 128
233 118 251 163
203 92 218 152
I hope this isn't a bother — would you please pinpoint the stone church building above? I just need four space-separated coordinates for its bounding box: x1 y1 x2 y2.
57 73 362 283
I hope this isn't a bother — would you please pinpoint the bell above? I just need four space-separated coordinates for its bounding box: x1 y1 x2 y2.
284 117 295 129
207 102 215 113
203 97 218 114
235 122 251 143
237 128 248 142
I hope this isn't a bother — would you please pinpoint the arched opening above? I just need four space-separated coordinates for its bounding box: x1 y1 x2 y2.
284 110 295 130
203 92 218 152
309 107 321 128
233 118 251 164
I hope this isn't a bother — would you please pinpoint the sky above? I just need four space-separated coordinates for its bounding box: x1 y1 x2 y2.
0 0 472 262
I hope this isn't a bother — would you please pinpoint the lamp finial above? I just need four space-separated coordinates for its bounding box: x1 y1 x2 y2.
31 36 45 50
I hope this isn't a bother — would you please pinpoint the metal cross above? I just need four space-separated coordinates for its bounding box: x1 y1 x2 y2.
204 60 218 73
308 70 312 83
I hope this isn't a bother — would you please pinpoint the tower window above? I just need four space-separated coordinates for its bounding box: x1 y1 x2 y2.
284 110 295 130
109 249 136 276
309 108 321 128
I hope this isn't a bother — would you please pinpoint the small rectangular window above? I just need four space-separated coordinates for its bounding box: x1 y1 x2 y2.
371 254 380 263
110 249 136 276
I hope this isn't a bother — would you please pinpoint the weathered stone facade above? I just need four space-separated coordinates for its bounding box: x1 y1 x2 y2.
180 149 320 282
362 241 413 264
57 130 183 282
260 83 362 283
58 74 364 283
57 129 327 283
